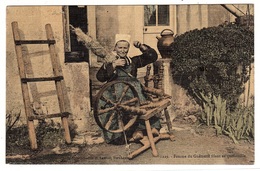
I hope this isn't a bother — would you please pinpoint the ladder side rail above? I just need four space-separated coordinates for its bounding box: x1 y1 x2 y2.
45 24 71 144
11 21 38 149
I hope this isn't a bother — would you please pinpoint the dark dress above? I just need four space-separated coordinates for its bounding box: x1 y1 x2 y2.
96 45 161 144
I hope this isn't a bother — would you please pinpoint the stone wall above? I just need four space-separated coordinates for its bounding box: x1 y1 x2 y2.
95 6 119 53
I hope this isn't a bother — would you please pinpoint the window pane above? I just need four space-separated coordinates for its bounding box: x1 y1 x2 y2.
144 5 156 26
158 5 169 26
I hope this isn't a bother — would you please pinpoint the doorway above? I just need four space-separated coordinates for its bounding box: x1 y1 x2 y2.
63 6 89 63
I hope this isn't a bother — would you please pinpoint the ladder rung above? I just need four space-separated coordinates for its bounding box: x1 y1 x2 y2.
28 112 70 121
15 40 56 45
21 76 64 83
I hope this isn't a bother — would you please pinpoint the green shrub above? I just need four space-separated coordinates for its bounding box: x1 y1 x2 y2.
171 23 254 111
36 120 64 148
6 125 31 150
6 120 65 151
170 22 254 143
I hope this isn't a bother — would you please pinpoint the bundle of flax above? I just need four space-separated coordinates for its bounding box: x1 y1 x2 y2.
70 25 115 62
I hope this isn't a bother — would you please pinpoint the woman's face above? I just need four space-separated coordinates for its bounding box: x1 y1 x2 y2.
114 41 130 57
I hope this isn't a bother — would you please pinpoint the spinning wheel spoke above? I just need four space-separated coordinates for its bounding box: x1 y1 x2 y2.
104 112 116 130
98 106 116 115
94 81 140 133
121 97 139 106
117 85 130 103
100 95 116 106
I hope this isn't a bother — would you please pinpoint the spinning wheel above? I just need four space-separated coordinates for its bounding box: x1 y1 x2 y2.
93 79 174 159
93 80 140 133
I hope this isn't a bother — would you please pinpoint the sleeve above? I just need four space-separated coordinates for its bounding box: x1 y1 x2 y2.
132 44 158 68
96 62 116 82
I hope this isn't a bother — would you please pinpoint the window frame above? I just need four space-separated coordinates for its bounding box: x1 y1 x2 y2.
62 6 89 63
143 5 174 34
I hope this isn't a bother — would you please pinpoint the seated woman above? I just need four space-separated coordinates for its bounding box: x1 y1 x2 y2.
96 34 161 145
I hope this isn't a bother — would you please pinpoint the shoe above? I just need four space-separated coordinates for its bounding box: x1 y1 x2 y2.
132 130 144 141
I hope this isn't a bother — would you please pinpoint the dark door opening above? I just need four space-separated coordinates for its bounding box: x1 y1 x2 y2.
63 6 89 63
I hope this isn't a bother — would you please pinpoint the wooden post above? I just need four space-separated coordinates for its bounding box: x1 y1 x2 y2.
11 21 37 149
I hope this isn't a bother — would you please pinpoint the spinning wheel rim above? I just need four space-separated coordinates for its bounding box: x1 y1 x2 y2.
93 80 140 133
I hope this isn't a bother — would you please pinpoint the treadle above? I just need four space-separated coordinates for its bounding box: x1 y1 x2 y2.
128 133 174 159
128 136 160 159
11 21 72 149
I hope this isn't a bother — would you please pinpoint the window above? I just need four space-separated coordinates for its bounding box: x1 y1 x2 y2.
144 5 169 26
63 6 89 63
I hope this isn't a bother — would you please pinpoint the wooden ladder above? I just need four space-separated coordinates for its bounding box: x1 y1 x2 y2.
11 21 71 149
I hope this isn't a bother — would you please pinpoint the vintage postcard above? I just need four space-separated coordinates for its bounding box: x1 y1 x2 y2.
4 3 256 169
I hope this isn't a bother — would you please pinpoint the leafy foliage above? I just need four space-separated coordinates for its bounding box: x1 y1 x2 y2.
170 23 254 143
170 23 254 110
197 93 254 143
224 104 254 142
6 125 31 150
6 120 65 151
36 120 64 148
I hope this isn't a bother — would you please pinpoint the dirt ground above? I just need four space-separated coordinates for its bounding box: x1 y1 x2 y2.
6 116 254 165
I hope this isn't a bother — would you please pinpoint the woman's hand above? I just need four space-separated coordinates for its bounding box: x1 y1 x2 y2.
133 41 142 48
112 59 126 68
133 41 148 51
